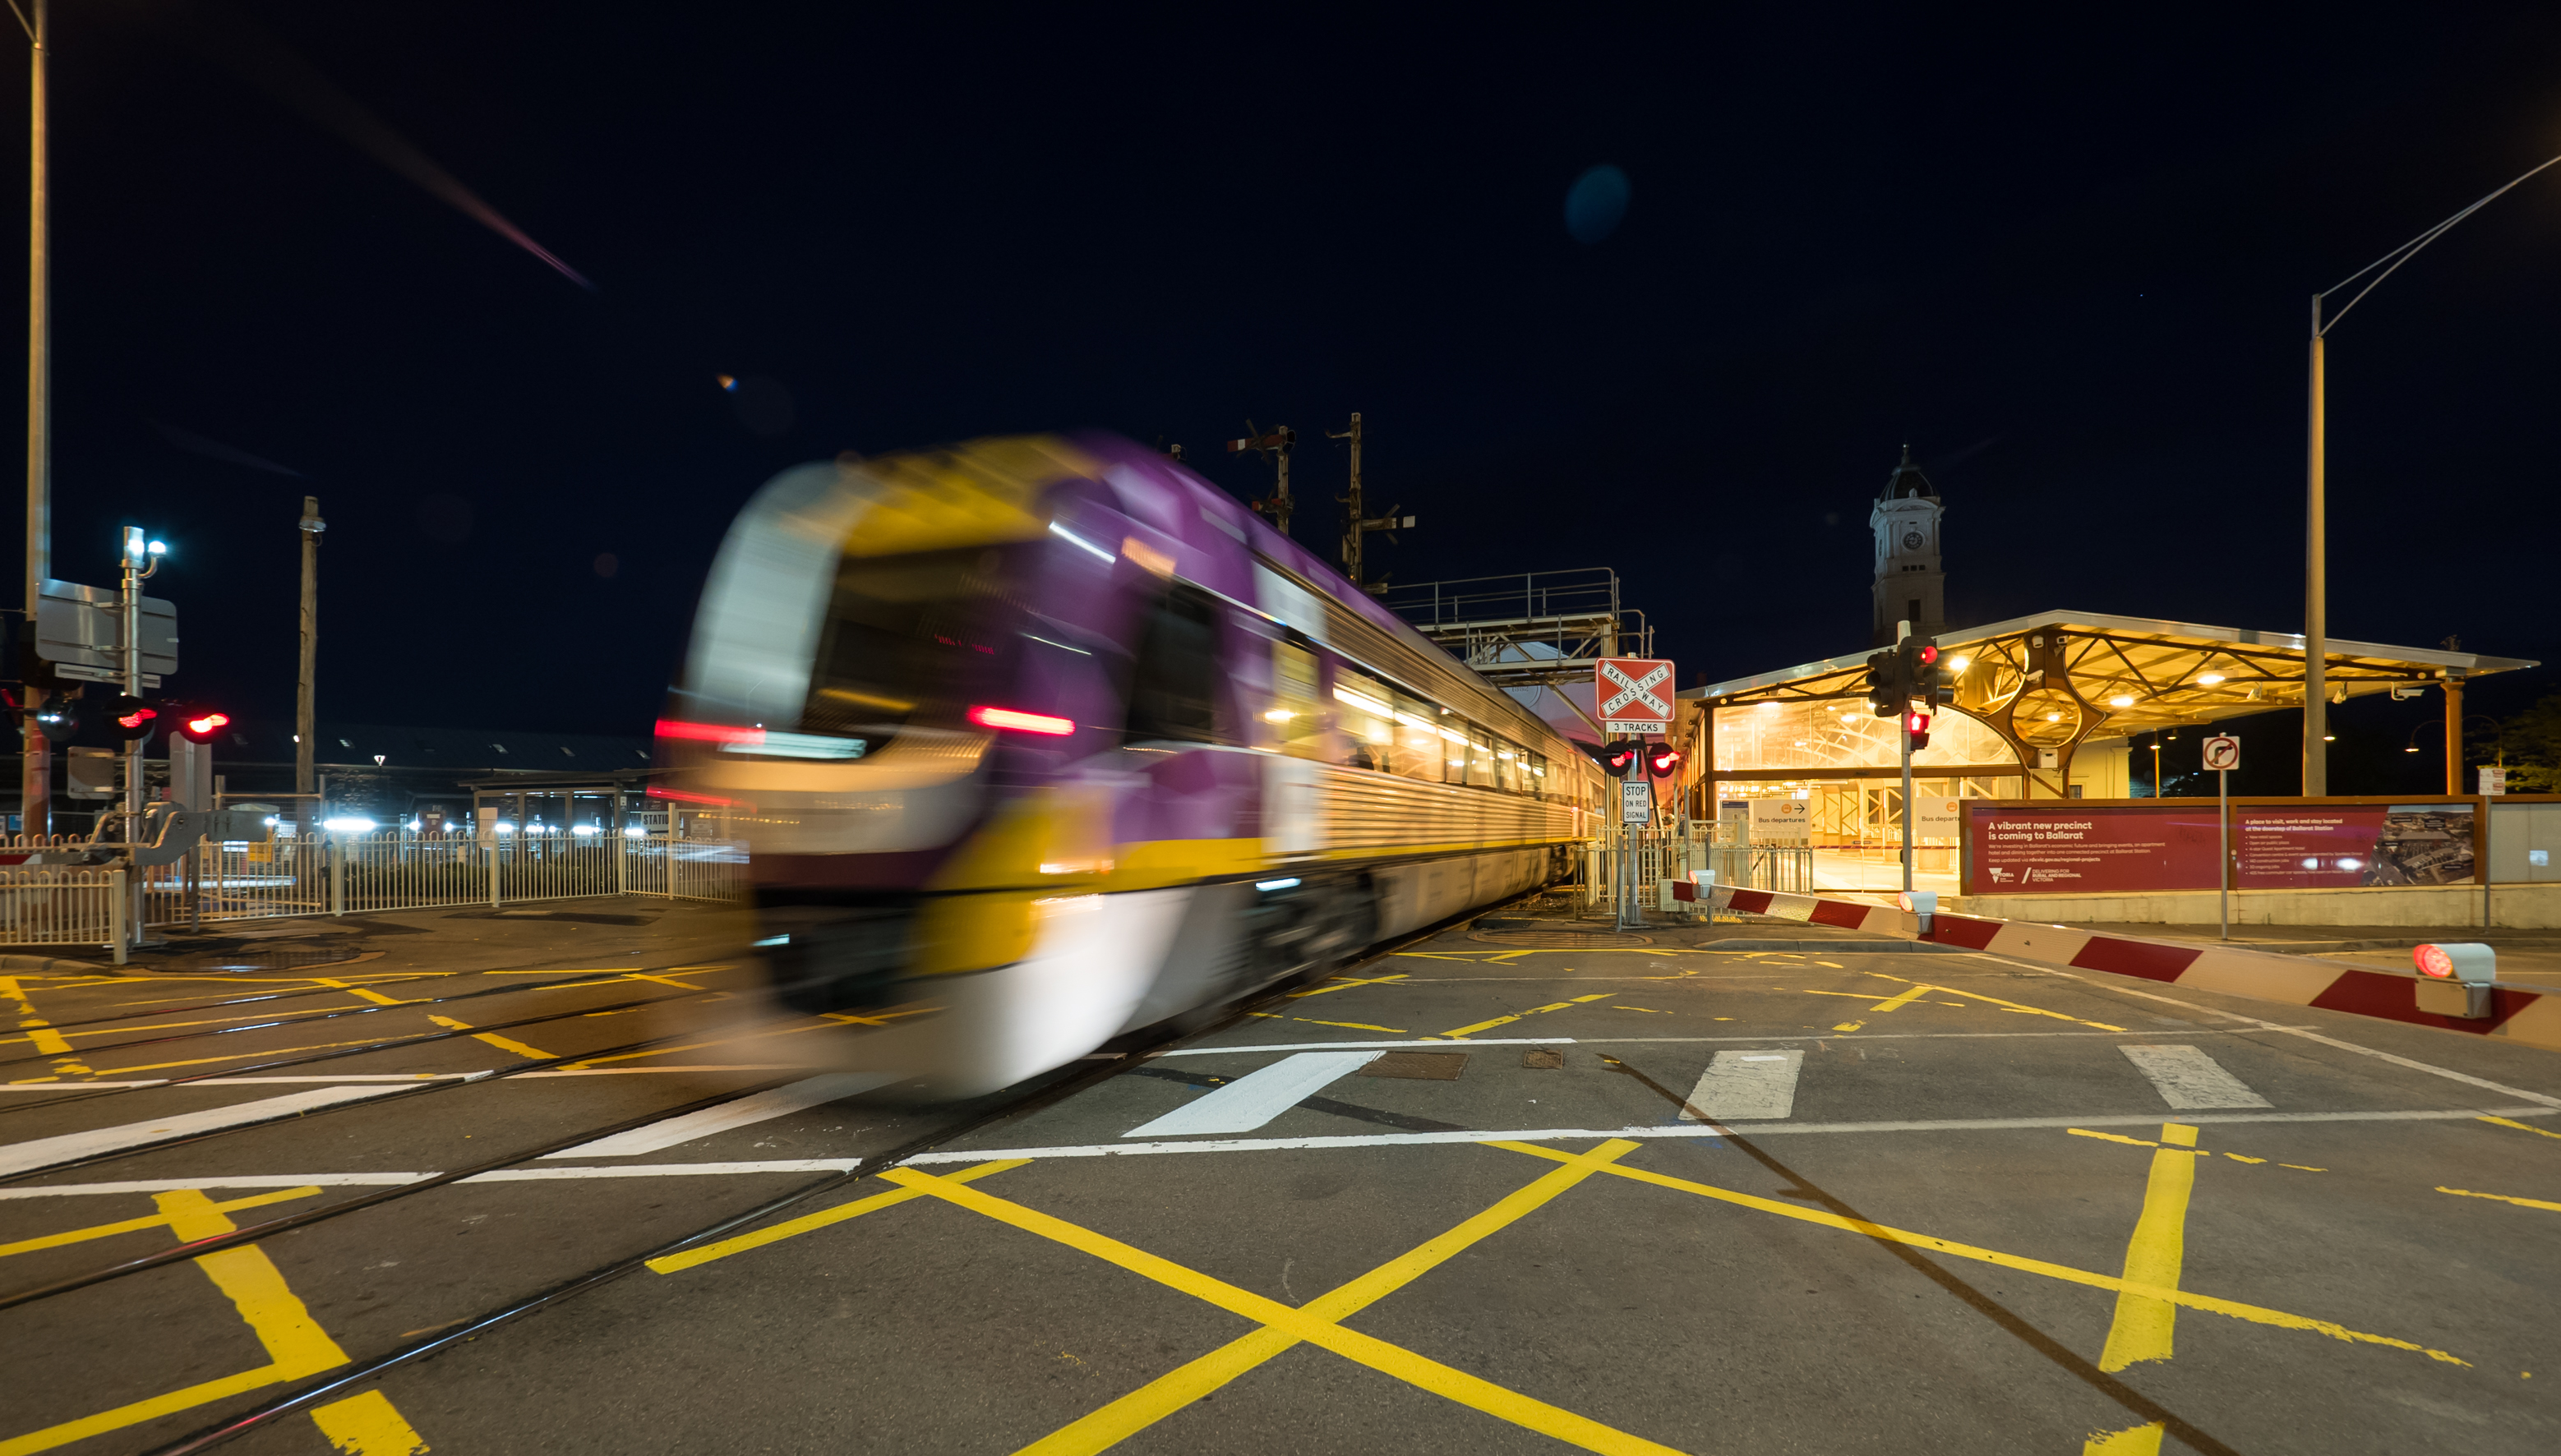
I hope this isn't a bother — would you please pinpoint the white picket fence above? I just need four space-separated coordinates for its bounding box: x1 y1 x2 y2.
0 832 748 950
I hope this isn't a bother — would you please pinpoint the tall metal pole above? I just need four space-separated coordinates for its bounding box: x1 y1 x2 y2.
2217 767 2230 941
19 0 48 836
1334 412 1364 587
2303 296 2328 796
296 497 325 800
1897 620 1914 896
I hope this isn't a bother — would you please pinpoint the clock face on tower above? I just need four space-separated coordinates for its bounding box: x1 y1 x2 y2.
1902 530 1925 551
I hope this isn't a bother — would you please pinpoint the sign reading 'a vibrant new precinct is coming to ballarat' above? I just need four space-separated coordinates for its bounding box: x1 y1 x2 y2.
1963 802 2477 895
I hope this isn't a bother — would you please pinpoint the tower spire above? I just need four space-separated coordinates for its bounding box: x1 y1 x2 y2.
1870 445 1947 646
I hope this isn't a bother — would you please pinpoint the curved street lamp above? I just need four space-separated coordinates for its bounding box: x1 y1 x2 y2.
2303 150 2561 795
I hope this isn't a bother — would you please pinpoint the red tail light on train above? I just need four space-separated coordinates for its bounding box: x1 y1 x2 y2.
967 706 1075 736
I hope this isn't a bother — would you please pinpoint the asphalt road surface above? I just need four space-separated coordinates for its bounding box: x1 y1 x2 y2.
3 903 2557 1455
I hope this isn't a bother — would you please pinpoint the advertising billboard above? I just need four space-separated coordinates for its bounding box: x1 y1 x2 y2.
2233 804 2475 889
1964 804 2222 894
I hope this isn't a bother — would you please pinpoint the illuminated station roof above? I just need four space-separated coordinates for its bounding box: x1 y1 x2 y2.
1682 608 2535 735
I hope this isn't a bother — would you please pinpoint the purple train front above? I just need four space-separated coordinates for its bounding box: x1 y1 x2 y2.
662 434 1605 1095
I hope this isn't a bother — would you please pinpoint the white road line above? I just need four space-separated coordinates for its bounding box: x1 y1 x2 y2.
1680 1050 1804 1121
542 1073 901 1159
2117 1044 2273 1109
1980 955 2561 1110
1156 1028 2314 1057
0 1085 409 1177
0 1159 867 1200
8 1104 2553 1199
1123 1051 1384 1137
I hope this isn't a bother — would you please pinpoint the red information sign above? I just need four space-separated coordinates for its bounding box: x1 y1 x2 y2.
2232 804 2475 889
1964 804 2222 894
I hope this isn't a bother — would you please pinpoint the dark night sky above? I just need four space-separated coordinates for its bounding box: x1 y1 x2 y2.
9 3 2560 788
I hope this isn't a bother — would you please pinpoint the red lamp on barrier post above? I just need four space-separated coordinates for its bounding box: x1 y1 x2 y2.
2413 942 2496 1020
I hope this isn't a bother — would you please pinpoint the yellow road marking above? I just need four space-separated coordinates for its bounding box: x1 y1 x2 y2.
1246 1011 1410 1033
1005 1139 1650 1456
88 1034 448 1077
1867 984 1931 1013
885 1142 1684 1456
2224 1154 2266 1165
1830 1022 1865 1033
1429 993 1613 1040
649 1160 1028 1274
1 978 88 1075
2480 1115 2561 1141
1862 971 2125 1031
0 1186 321 1259
426 1015 555 1062
310 1390 429 1454
316 977 408 1007
2278 1164 2326 1173
2099 1123 2198 1372
1288 972 1410 998
1488 1141 2465 1365
2439 1186 2561 1213
2083 1421 2163 1454
1611 1007 1670 1014
0 1187 368 1455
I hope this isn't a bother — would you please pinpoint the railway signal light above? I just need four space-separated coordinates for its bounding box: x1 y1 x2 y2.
1643 741 1683 779
173 705 231 744
32 697 78 744
1864 648 1899 717
109 695 158 741
1600 739 1641 777
1905 709 1931 752
1899 637 1942 708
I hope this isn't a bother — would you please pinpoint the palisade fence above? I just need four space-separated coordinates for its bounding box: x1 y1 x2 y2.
0 832 747 950
1585 827 1815 919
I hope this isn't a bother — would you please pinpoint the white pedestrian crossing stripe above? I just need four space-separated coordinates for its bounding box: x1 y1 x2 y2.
0 1085 408 1177
542 1072 903 1159
1679 1050 1803 1122
2117 1044 2272 1109
1124 1051 1382 1138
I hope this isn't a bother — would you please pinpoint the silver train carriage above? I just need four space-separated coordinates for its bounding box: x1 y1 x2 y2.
662 433 1606 1096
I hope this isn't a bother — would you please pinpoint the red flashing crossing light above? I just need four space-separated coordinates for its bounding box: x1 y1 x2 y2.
1904 709 1931 753
1643 741 1683 780
178 709 230 744
1600 740 1641 778
111 696 158 740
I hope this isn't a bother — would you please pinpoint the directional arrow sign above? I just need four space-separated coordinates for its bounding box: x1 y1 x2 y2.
1597 657 1674 734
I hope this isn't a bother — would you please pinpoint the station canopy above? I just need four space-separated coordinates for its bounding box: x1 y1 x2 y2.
1680 608 2536 793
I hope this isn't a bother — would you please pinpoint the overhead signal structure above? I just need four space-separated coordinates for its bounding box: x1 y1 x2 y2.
1325 412 1415 595
1227 422 1295 537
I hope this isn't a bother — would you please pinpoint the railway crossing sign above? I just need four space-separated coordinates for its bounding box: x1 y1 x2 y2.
1597 657 1674 734
2201 735 2240 772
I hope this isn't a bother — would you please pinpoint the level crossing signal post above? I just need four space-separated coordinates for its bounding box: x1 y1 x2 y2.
1867 625 1940 896
1597 657 1676 930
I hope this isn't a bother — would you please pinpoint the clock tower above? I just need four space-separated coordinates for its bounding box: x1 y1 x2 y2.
1871 444 1945 647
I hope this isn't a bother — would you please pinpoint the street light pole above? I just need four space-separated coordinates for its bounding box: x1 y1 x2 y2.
297 497 324 801
2303 148 2561 796
17 0 47 836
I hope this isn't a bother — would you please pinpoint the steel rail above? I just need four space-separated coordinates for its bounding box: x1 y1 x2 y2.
0 1074 799 1311
0 987 756 1173
0 962 739 1078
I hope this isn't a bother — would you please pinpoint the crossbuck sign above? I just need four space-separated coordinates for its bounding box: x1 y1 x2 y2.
1597 657 1674 735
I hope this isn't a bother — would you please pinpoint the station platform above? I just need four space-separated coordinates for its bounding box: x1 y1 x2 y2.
1 900 2556 1453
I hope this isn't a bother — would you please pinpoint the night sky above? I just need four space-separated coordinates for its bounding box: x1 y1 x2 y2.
10 3 2559 793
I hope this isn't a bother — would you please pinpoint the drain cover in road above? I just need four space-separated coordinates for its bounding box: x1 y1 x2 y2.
1521 1048 1566 1069
1360 1052 1469 1080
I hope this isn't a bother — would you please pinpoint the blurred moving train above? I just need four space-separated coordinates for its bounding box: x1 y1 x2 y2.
660 433 1607 1095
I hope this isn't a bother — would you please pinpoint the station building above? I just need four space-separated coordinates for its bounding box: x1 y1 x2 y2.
1669 449 2542 911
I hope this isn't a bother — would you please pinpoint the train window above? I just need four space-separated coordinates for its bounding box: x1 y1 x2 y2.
1528 751 1550 799
1333 670 1396 773
1266 640 1325 759
1493 740 1524 794
1390 687 1446 781
1466 726 1497 787
803 546 1013 749
1126 584 1224 743
1440 711 1470 781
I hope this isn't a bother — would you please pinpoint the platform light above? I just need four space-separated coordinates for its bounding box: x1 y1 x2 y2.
321 816 376 833
1947 656 1970 673
623 824 646 838
2199 673 2226 685
572 823 601 836
2108 694 2135 707
967 705 1074 735
1255 878 1302 892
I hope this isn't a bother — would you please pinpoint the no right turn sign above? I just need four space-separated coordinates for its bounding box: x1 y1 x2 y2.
2202 735 2240 772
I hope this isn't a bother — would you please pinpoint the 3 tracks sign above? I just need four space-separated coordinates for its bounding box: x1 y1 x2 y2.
1596 657 1674 735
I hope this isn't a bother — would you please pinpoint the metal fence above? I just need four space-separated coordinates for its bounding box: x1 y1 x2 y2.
0 867 125 947
1584 828 1814 920
97 832 749 943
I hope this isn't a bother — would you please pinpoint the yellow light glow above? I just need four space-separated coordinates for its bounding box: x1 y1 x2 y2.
2045 712 2063 721
1948 656 1971 672
2109 694 2135 707
1332 686 1391 717
1262 709 1294 722
2199 673 2226 685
